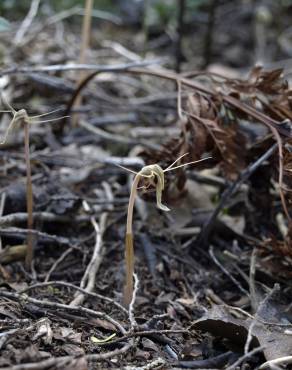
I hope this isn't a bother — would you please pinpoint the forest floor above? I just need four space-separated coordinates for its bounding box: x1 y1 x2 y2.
0 2 292 369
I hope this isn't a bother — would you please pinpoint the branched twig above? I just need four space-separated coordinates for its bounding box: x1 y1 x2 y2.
70 185 111 306
71 182 113 306
70 217 103 306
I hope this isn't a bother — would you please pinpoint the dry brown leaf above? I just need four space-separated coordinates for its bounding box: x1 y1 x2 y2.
193 286 292 362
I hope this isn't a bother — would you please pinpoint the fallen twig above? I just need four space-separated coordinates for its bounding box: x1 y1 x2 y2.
44 247 74 282
0 212 91 226
0 60 163 77
0 226 74 245
20 280 127 313
70 187 110 306
79 120 160 150
0 290 126 334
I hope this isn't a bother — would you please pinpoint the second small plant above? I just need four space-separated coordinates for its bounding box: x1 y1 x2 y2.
0 95 66 269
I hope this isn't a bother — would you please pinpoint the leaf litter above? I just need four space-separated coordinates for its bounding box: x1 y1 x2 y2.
0 3 291 370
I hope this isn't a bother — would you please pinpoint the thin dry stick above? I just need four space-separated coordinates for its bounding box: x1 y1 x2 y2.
13 0 41 45
73 0 93 126
209 245 249 296
0 60 162 77
0 226 73 245
23 120 34 269
44 247 73 282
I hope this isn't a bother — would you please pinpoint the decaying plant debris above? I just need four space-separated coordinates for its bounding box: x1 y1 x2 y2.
0 2 292 369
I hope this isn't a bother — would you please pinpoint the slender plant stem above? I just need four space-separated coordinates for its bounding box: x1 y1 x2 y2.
80 0 93 64
24 121 34 269
124 174 140 307
126 174 140 235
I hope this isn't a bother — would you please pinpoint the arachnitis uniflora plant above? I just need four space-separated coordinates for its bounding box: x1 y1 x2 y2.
0 95 67 269
122 153 211 307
